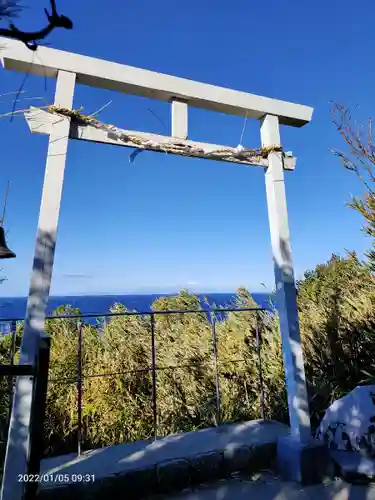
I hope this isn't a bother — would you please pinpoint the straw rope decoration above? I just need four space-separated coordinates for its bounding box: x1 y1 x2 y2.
46 105 283 164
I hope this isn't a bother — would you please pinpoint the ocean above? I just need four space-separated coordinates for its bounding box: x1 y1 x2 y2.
0 292 274 320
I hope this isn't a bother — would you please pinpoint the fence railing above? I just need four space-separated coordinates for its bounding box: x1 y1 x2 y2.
0 306 267 457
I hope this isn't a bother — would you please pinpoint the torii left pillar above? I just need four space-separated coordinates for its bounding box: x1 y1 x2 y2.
0 70 76 500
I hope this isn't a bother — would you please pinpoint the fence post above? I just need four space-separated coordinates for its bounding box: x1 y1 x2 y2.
150 313 158 440
8 328 16 421
255 311 266 420
25 335 51 500
211 314 221 425
77 321 83 456
9 328 16 364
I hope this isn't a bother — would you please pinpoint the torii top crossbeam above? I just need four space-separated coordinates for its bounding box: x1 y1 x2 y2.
1 38 312 127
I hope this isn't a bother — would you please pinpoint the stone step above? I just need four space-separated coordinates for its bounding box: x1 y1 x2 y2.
36 420 289 499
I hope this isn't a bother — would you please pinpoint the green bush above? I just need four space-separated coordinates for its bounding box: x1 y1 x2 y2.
2 255 375 458
41 291 270 456
297 252 375 425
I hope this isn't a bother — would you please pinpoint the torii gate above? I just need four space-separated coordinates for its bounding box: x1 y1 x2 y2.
0 37 320 499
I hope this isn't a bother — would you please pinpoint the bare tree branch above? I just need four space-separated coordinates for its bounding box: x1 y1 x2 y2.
331 102 375 194
0 0 72 50
331 102 375 270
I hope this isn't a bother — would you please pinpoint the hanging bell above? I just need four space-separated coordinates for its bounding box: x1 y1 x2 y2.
0 227 15 259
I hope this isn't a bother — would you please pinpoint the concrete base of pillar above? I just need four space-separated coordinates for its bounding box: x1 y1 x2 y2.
277 435 332 485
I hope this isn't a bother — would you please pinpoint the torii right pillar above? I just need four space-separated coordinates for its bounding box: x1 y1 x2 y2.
260 114 330 484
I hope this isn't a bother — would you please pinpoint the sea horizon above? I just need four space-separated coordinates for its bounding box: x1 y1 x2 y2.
0 289 273 299
0 292 275 320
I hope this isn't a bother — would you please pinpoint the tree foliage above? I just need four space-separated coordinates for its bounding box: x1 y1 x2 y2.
297 252 375 423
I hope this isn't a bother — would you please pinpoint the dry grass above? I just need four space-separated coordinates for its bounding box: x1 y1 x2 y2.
1 255 375 458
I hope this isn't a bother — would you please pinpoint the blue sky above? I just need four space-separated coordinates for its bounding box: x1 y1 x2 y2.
0 0 374 296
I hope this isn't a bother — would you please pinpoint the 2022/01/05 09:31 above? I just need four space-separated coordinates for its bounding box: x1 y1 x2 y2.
17 473 96 483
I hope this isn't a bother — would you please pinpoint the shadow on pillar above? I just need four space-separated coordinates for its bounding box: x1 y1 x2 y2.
22 229 56 357
274 237 331 484
1 229 55 500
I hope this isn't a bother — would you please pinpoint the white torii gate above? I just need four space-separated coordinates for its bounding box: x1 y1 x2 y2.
0 37 316 499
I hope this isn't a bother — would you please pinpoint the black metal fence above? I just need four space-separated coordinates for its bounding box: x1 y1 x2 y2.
0 326 19 449
0 306 266 458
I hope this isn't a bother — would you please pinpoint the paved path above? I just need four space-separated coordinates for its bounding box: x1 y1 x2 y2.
162 476 375 500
